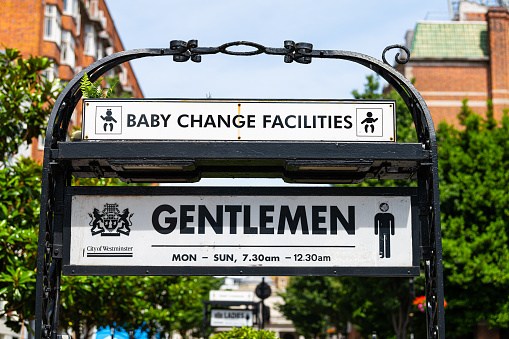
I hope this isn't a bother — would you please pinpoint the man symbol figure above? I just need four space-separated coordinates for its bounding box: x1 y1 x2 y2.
374 202 395 258
101 108 117 132
361 112 378 133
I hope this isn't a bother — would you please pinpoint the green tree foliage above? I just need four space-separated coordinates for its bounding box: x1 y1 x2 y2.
80 73 116 99
0 48 219 337
0 158 42 332
59 275 221 338
209 326 277 339
438 99 509 336
0 47 59 333
0 47 59 160
281 78 509 338
337 277 417 339
140 276 222 338
278 277 344 339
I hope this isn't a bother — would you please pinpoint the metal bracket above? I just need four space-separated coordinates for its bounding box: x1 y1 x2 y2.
421 246 433 260
52 244 63 259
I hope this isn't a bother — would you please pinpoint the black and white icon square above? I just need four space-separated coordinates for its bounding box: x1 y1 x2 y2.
96 106 122 134
357 108 383 137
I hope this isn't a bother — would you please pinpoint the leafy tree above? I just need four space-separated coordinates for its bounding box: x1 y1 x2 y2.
0 47 59 161
278 277 344 339
337 277 417 339
281 79 509 339
141 276 222 338
0 47 59 334
0 158 41 332
0 49 218 338
437 99 509 337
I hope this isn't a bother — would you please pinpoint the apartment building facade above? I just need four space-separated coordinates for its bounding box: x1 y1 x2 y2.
397 0 509 125
0 0 143 162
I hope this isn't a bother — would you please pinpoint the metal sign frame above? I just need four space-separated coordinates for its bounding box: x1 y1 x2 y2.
63 186 419 277
35 40 445 338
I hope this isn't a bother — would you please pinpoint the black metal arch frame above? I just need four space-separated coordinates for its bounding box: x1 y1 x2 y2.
35 41 444 338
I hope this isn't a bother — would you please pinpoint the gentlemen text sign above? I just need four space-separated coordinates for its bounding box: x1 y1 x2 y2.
63 187 419 276
82 99 396 142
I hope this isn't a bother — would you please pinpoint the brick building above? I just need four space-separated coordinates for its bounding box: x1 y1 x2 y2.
398 0 509 125
0 0 143 163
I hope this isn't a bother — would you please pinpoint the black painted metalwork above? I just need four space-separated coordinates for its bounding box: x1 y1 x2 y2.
36 41 445 338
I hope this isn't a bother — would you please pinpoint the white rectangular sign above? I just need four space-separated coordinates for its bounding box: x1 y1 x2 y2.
82 99 396 142
210 309 253 327
65 188 417 274
210 290 254 302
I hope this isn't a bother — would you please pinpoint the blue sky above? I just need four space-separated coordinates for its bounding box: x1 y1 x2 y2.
103 1 450 186
104 0 449 100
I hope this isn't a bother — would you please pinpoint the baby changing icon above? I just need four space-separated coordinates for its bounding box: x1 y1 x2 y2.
356 108 383 137
95 106 122 134
101 109 117 132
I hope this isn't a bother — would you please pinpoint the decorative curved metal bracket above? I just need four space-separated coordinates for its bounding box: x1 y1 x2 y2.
36 41 445 339
382 44 411 65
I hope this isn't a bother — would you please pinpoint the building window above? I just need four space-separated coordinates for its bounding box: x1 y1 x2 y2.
119 65 128 86
61 30 76 68
63 0 78 17
84 24 97 58
97 43 105 60
41 59 59 82
43 5 61 46
76 9 81 35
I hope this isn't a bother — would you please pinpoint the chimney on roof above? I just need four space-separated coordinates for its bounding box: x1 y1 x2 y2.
487 6 509 116
458 1 489 21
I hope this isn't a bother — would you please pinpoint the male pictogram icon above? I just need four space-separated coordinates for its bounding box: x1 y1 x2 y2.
374 202 395 258
361 112 378 133
100 108 117 132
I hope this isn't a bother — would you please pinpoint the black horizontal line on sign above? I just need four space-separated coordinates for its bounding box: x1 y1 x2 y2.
87 253 133 257
151 245 355 248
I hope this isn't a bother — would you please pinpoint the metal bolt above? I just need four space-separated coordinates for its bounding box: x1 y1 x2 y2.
296 42 313 54
170 40 187 51
284 40 295 50
188 39 198 49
